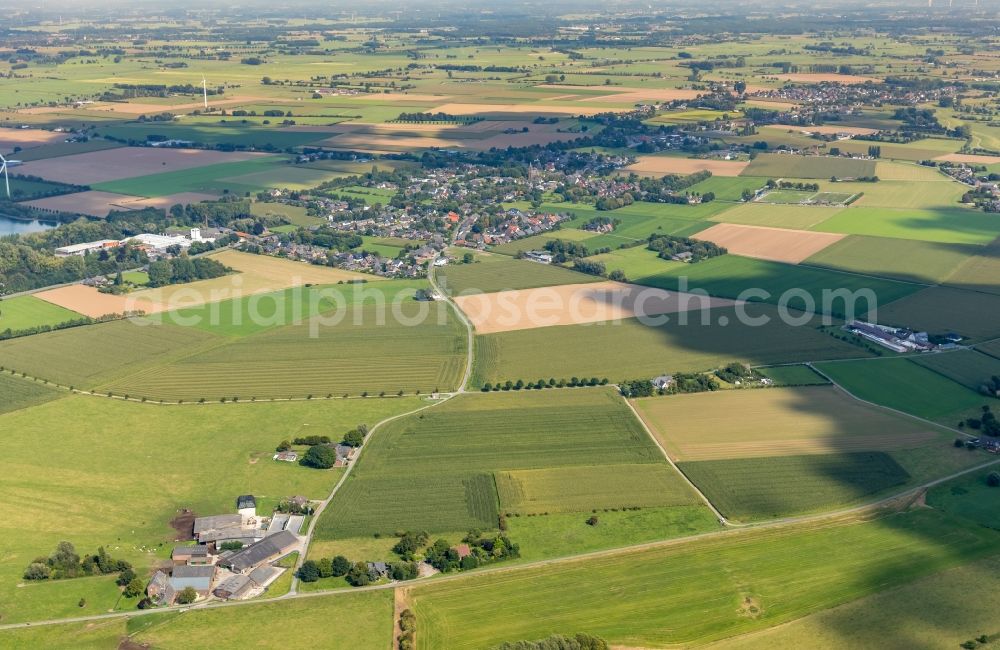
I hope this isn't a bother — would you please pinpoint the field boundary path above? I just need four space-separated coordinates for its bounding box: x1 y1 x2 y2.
289 393 456 595
622 396 732 526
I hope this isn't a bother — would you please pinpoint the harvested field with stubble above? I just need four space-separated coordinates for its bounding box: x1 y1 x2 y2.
692 223 845 263
34 284 166 317
25 190 151 217
633 386 941 462
0 127 65 152
20 147 268 184
454 280 738 333
627 156 750 176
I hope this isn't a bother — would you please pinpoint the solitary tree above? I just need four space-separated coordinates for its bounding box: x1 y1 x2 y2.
175 586 197 604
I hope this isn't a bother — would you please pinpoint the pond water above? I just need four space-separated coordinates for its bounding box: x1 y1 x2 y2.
0 214 57 236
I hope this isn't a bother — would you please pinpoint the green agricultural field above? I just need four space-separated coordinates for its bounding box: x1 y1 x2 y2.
874 160 950 182
679 453 910 521
814 206 1000 245
0 373 63 415
944 237 1000 295
409 508 999 649
833 136 963 161
815 358 987 422
108 298 468 400
0 394 419 623
742 154 877 179
756 364 830 386
0 295 84 332
172 280 426 338
710 202 844 229
910 350 1000 394
12 139 122 162
472 305 867 388
844 178 967 210
91 156 288 197
875 286 1000 342
6 176 79 200
616 254 920 318
315 388 692 539
804 236 975 284
712 553 1000 650
0 319 222 389
496 463 700 514
505 506 720 562
758 189 818 204
438 253 601 295
94 123 327 149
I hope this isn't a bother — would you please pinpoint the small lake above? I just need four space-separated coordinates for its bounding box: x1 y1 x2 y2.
0 214 58 237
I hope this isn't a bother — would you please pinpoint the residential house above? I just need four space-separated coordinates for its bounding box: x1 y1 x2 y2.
146 570 176 606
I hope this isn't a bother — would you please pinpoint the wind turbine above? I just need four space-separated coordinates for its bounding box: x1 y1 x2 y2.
202 76 208 110
0 153 9 199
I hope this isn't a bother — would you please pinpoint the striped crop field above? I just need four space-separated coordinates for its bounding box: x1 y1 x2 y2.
314 388 698 538
104 300 469 401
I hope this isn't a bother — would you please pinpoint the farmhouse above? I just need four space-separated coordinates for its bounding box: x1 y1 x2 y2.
146 571 176 606
219 529 299 574
652 375 674 390
273 450 298 462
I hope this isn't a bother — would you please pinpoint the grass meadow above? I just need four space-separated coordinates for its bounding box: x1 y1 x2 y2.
0 294 84 332
0 393 419 623
710 553 1000 650
409 509 999 648
910 349 1000 393
0 589 394 649
815 358 988 422
438 254 600 295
